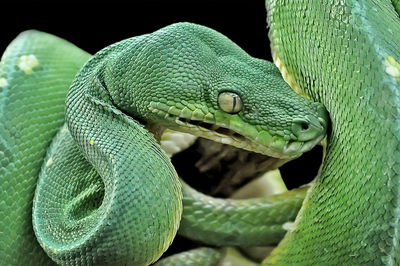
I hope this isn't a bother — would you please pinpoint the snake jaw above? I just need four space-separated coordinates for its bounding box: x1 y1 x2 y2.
148 102 327 159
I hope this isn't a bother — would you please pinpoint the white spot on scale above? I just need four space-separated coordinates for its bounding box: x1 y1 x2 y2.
0 78 8 87
384 56 400 79
46 157 53 167
282 221 295 232
17 54 39 74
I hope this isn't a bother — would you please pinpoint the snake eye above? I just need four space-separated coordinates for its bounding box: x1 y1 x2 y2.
218 92 243 114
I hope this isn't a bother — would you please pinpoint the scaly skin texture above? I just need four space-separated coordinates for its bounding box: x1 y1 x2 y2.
1 23 327 265
265 0 400 264
179 181 307 247
0 31 90 266
154 247 225 266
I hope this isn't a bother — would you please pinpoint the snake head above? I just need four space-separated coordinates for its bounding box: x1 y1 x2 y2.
104 23 329 159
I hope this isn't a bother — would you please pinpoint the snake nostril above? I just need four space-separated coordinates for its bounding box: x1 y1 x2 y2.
292 116 324 141
292 118 310 131
300 121 310 131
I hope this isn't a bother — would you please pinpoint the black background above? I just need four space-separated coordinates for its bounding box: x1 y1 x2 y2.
1 0 271 60
1 0 322 189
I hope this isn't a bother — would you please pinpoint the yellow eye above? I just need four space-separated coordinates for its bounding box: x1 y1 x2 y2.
218 92 243 114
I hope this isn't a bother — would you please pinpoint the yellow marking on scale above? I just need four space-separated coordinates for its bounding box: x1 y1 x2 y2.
272 48 310 100
17 54 39 74
89 139 94 145
60 125 67 133
384 56 400 79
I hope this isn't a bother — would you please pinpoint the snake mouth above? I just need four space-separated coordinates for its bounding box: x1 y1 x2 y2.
176 117 246 142
173 116 324 159
149 103 326 159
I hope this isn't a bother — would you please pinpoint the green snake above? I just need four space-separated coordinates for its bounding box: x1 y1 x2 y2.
264 0 400 264
0 23 326 265
1 0 399 265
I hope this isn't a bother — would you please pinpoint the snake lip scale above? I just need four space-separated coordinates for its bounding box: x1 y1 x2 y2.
149 103 328 159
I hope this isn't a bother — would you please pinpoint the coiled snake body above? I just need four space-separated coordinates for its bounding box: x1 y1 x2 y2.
1 23 326 265
1 0 399 265
265 0 400 264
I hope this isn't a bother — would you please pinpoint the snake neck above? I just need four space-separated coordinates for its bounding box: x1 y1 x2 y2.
266 0 400 264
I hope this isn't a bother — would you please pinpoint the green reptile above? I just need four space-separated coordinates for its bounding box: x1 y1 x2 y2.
1 23 327 265
4 0 398 264
263 0 400 264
